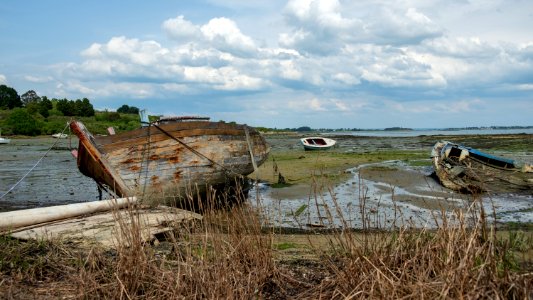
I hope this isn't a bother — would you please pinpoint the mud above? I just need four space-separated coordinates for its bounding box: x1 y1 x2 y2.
253 133 533 229
0 137 112 211
1 134 532 228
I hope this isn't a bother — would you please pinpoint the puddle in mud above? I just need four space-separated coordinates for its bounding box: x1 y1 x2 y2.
2 137 532 228
250 160 533 229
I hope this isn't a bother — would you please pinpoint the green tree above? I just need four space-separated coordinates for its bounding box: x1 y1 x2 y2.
79 98 95 117
25 101 40 115
6 108 40 135
0 85 22 109
117 104 139 114
296 126 312 132
56 99 75 116
39 96 53 118
41 96 53 110
21 90 41 106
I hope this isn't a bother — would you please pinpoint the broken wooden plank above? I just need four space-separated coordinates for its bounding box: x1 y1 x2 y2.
0 197 138 231
8 206 202 249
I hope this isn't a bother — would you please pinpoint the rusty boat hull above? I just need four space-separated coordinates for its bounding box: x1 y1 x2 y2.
431 141 533 194
70 120 270 201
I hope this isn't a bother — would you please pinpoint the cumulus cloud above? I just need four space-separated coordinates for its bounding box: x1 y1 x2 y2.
287 97 359 112
162 15 201 41
0 74 6 84
366 7 442 45
30 0 532 127
280 0 442 55
183 66 265 90
24 75 54 83
200 17 257 57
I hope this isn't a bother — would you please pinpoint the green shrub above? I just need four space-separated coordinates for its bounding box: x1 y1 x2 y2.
6 108 41 135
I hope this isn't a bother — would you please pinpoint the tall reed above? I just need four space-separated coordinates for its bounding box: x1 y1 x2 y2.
0 177 531 299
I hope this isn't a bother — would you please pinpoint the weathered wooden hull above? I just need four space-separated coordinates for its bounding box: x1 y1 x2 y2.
431 141 533 194
70 120 270 201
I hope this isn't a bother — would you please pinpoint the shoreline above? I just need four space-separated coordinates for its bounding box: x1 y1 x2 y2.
1 133 532 225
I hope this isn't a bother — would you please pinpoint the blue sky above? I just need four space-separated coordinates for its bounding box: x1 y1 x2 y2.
1 0 532 129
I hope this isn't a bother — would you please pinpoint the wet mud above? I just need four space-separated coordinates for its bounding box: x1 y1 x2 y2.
0 137 110 211
1 134 532 228
254 133 533 229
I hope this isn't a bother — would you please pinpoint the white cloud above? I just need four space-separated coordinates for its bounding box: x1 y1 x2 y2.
279 60 302 80
367 7 441 44
162 15 200 41
24 75 54 83
333 72 360 85
287 97 359 112
0 74 6 84
515 84 533 91
200 17 257 57
57 80 157 99
13 0 530 128
422 36 500 58
183 66 265 90
388 98 484 114
280 0 442 55
434 99 484 113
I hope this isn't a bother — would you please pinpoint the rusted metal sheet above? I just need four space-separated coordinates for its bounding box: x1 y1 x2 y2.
70 119 270 200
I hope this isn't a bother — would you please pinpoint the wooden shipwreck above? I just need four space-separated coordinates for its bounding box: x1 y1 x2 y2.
70 117 270 202
431 141 533 194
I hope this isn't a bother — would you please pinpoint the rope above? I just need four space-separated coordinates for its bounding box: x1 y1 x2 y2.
0 123 70 200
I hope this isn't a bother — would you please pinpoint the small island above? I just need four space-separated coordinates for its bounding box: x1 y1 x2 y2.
383 127 413 131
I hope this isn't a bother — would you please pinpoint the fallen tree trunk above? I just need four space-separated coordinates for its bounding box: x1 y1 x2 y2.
0 197 137 231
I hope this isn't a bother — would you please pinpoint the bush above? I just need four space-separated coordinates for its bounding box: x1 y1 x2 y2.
6 108 41 135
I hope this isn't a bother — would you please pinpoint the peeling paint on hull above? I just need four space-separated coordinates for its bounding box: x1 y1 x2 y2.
70 120 270 201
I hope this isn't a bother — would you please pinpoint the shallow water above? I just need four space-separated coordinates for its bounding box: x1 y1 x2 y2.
250 160 533 229
1 136 532 229
0 138 107 211
327 128 533 137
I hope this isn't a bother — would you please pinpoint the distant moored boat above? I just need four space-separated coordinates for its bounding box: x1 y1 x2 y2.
300 137 336 150
0 129 10 144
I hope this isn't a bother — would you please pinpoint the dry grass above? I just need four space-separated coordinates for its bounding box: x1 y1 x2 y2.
0 181 532 299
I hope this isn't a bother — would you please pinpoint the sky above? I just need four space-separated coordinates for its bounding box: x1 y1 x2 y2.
0 0 532 129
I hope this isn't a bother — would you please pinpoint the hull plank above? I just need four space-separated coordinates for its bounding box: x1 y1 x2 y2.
70 120 270 200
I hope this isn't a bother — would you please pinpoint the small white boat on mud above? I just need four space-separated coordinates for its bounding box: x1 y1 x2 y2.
0 129 10 144
300 137 336 150
52 133 68 139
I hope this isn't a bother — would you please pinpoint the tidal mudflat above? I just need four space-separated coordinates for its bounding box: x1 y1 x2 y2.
0 137 109 211
253 133 533 229
1 133 532 228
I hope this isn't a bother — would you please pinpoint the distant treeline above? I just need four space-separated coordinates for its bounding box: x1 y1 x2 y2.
0 84 141 136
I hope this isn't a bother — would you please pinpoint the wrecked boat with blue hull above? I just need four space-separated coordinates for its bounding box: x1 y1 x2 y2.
70 117 270 204
431 141 533 194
